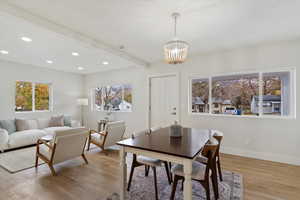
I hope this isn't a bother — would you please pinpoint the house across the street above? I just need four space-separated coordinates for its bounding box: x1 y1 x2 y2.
251 95 281 114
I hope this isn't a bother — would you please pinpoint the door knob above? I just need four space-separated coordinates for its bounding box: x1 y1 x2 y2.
171 112 176 115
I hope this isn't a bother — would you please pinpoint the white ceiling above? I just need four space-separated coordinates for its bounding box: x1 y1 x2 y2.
0 11 140 74
1 0 300 73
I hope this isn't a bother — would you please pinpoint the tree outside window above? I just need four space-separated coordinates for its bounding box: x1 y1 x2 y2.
94 84 133 112
35 83 50 111
191 79 209 113
15 81 33 112
15 81 51 112
212 74 259 115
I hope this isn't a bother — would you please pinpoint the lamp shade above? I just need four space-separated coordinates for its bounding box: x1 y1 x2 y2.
77 98 88 106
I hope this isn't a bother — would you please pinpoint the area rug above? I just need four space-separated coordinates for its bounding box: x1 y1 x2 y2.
0 147 44 173
106 167 243 200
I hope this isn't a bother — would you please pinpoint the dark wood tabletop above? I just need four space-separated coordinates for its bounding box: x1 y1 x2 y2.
116 127 210 159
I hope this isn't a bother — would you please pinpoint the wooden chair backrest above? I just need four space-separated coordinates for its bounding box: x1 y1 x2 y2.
213 132 223 156
103 121 126 148
53 128 89 164
200 138 218 179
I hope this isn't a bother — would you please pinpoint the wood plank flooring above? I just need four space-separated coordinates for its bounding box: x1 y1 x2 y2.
0 147 299 200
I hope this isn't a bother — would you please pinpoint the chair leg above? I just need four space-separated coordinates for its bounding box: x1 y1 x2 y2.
205 180 210 200
127 164 135 191
87 138 91 151
152 167 158 200
181 179 184 191
170 175 179 200
211 161 219 199
48 163 56 176
164 161 172 184
35 155 39 167
145 165 150 176
217 158 223 182
82 154 88 164
211 175 219 200
169 162 173 182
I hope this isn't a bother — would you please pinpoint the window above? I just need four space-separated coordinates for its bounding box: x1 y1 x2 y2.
212 74 259 116
15 81 52 112
191 78 209 113
93 84 133 112
35 83 50 111
262 71 291 116
94 87 103 111
15 81 33 112
190 69 295 118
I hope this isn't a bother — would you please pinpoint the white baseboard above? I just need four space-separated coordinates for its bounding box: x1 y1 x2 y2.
221 146 300 166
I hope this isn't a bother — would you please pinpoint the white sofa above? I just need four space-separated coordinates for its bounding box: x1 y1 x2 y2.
0 117 80 152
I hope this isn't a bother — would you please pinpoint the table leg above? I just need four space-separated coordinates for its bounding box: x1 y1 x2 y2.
183 159 193 200
120 146 127 200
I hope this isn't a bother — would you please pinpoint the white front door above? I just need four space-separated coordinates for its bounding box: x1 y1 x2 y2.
149 74 179 129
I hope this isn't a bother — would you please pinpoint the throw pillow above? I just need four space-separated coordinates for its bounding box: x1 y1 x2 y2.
0 119 16 134
16 119 38 131
64 115 72 127
49 115 64 127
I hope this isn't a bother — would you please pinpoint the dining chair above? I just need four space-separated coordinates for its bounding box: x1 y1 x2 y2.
35 128 89 176
196 130 224 181
170 139 219 200
87 121 125 151
127 129 172 200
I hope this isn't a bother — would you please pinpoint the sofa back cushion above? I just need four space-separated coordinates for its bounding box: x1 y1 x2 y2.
0 119 16 135
16 119 39 131
49 115 64 127
37 118 51 129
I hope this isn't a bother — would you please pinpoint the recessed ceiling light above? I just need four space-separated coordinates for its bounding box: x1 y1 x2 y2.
102 61 109 65
0 50 9 54
21 37 32 42
46 60 53 64
77 67 84 71
72 52 79 56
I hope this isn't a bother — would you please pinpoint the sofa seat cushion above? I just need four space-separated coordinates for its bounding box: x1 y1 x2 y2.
171 162 211 181
43 126 72 136
9 129 47 148
137 155 162 167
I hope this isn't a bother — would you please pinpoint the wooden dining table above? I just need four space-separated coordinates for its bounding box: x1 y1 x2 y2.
116 127 210 200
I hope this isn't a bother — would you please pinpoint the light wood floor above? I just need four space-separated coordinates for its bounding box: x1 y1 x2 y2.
0 147 299 200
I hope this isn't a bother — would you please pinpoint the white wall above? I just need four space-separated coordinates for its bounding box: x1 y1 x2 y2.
0 60 83 120
84 39 300 166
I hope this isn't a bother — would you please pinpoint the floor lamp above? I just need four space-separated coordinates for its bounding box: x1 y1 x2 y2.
77 98 89 127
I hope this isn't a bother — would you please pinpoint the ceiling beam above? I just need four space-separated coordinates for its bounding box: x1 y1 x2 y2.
0 1 150 67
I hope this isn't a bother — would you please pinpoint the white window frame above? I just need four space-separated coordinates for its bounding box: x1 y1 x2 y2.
15 81 53 113
91 83 133 113
189 67 296 119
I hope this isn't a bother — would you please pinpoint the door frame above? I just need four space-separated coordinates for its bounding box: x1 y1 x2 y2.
147 72 180 129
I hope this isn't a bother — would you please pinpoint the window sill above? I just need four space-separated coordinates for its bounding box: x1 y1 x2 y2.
93 110 133 113
189 112 296 120
15 110 51 114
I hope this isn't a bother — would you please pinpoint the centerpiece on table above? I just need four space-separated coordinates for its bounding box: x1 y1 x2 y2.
170 121 183 138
